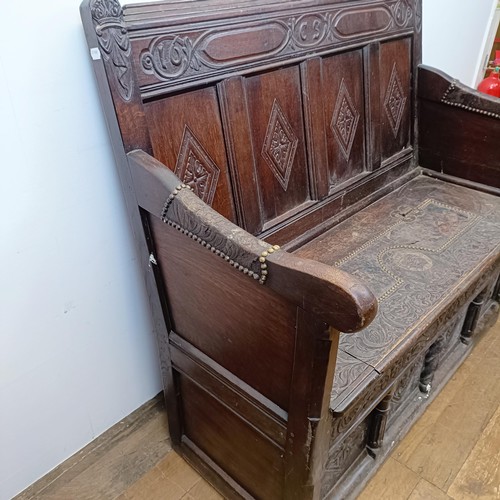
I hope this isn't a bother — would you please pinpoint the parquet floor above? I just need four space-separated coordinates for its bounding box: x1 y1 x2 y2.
17 321 500 500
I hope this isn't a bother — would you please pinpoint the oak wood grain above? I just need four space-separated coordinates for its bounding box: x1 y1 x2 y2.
448 405 500 500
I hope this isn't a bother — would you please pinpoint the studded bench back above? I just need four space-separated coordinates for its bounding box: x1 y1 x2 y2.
89 0 421 241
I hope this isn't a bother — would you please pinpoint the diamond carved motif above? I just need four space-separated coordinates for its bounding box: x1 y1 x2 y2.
175 126 220 206
384 63 407 137
331 79 360 161
261 99 299 191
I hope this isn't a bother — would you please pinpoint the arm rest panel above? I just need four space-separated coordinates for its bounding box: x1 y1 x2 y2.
418 65 500 188
128 149 377 333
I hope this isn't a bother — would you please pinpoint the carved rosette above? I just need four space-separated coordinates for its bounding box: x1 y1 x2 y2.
262 100 298 191
384 63 407 137
175 127 220 206
331 79 360 161
90 0 133 101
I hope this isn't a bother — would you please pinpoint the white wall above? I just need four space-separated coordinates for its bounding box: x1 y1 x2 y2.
422 0 497 87
0 1 161 499
1 1 497 499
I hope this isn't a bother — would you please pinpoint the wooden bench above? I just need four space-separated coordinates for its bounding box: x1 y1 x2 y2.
80 0 500 498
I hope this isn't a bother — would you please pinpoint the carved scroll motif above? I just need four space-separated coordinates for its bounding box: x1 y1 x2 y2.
141 35 203 80
330 264 495 440
323 423 368 495
390 0 414 27
139 1 415 85
91 0 133 101
288 13 333 48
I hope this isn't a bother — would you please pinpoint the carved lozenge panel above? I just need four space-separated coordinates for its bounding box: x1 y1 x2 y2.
175 127 220 206
243 65 310 226
144 87 237 222
262 99 299 191
379 37 412 162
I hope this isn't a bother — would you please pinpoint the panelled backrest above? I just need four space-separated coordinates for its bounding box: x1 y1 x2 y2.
88 0 421 242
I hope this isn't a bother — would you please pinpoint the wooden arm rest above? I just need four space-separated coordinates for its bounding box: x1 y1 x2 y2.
417 65 500 189
418 65 500 116
128 149 377 333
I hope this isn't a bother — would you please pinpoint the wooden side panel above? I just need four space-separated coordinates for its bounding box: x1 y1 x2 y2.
419 102 500 187
418 65 500 188
179 376 285 499
320 49 367 191
244 66 311 227
379 37 412 163
218 77 262 234
301 58 329 201
149 215 296 411
144 88 237 222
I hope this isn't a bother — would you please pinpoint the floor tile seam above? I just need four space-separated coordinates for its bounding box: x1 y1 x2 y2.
444 436 482 499
156 458 202 494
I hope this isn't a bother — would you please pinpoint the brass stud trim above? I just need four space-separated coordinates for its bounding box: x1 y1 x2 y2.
161 187 280 285
441 81 500 120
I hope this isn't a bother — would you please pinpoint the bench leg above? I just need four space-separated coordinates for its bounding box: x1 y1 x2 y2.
419 335 447 395
368 390 393 449
460 288 487 345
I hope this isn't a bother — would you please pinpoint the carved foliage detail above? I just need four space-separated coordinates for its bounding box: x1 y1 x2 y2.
384 63 407 137
331 79 360 161
175 127 220 206
261 100 298 191
91 0 133 101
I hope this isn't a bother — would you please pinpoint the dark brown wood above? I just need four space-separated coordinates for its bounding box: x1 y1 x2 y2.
218 77 262 233
418 65 500 187
365 41 382 171
379 37 412 163
460 289 488 345
128 150 377 334
81 1 500 498
317 49 367 190
143 88 237 221
368 390 393 449
301 58 329 201
244 65 311 228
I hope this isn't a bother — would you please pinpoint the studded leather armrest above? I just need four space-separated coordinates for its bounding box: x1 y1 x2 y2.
128 149 377 333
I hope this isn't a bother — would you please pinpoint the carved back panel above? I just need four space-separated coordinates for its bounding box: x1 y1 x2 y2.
88 0 421 240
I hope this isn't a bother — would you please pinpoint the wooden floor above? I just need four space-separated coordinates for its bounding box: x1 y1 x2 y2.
17 321 500 500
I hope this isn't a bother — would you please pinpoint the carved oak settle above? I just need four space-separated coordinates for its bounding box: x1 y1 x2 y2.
80 0 500 498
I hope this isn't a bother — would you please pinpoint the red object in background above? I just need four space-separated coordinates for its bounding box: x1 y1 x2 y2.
478 68 500 98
